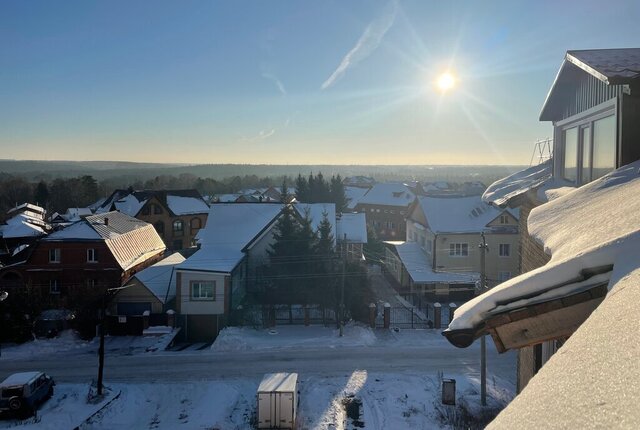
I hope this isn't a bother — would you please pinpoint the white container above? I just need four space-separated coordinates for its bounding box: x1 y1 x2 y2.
257 373 298 429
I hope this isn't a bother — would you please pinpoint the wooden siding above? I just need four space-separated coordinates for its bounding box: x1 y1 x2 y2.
556 69 624 121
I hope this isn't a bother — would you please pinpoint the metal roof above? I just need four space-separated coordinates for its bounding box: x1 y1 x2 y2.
540 48 640 121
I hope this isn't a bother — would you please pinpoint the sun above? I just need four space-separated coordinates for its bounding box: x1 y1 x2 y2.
436 72 456 92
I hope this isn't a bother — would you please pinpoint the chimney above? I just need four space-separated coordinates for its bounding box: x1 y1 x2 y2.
104 217 109 226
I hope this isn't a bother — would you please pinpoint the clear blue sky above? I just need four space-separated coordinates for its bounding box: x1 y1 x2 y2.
1 0 639 165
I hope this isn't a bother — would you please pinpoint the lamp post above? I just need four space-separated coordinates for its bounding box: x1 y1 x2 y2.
0 291 7 357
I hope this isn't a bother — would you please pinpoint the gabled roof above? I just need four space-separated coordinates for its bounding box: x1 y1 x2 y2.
44 211 166 271
0 214 49 239
132 252 185 303
97 189 209 217
344 186 370 210
179 203 284 273
416 196 515 234
445 160 640 349
540 48 640 121
356 183 415 207
7 203 45 217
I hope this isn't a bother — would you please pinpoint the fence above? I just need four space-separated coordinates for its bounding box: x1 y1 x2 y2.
373 302 457 330
233 304 337 328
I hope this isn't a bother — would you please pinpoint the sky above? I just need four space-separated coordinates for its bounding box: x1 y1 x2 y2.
1 0 639 165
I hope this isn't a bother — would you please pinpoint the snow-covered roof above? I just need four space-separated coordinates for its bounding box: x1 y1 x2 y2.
213 194 242 203
166 195 210 216
336 213 367 243
357 183 415 207
133 252 185 303
417 196 514 234
344 186 370 210
44 212 166 271
258 372 298 393
393 242 478 284
179 204 284 273
0 214 48 239
7 203 45 217
482 160 552 207
487 260 640 429
447 160 640 337
113 194 148 217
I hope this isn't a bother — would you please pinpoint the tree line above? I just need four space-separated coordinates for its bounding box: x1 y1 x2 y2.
294 172 348 212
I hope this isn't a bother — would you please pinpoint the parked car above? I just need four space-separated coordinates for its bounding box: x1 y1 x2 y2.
33 309 75 338
0 372 55 417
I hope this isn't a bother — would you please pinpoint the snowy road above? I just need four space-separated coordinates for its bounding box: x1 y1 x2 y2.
0 343 515 384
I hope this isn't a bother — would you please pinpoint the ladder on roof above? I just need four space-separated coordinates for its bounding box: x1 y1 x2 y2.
530 138 553 166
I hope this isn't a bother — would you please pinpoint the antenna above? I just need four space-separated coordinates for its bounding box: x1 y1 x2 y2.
529 138 553 166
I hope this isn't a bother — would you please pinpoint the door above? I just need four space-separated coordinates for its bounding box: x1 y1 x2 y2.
278 392 294 428
257 393 272 429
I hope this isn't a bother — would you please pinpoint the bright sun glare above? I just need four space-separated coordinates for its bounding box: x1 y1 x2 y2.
436 72 456 92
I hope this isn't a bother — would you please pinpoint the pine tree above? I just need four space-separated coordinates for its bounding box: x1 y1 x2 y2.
295 174 308 202
280 179 289 203
34 181 49 208
330 175 348 212
315 211 335 257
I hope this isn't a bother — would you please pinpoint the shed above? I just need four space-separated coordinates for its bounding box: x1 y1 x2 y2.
257 373 298 429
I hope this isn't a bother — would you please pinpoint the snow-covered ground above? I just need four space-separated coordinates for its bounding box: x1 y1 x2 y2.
0 328 178 361
0 371 513 430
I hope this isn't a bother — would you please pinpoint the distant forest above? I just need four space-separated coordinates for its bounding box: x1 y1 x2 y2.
0 159 527 221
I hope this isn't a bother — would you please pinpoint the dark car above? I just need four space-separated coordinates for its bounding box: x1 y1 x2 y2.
0 372 55 417
33 309 75 338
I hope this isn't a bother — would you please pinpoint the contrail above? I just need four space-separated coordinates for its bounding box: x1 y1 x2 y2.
321 0 398 90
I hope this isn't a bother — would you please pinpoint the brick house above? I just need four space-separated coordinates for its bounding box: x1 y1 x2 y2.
97 189 209 251
353 183 415 240
0 211 166 310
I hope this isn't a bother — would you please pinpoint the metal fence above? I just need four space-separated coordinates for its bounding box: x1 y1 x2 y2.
233 304 337 328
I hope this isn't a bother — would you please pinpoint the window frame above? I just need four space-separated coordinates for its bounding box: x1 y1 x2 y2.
499 243 511 257
557 99 617 186
190 280 216 301
48 248 61 263
49 279 60 294
449 242 469 257
173 219 184 236
87 248 98 263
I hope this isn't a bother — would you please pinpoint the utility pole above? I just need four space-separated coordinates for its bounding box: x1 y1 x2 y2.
479 232 488 406
339 233 346 337
97 293 106 396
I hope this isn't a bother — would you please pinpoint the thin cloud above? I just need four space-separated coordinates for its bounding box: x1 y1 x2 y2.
240 128 276 143
321 0 398 90
262 72 287 96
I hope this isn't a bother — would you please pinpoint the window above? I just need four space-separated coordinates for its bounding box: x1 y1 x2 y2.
449 243 468 257
500 214 509 224
499 271 512 282
190 218 202 233
86 279 96 288
563 127 578 182
154 221 165 235
87 248 98 263
173 220 184 235
49 248 61 263
50 280 60 294
191 281 215 300
499 243 511 257
592 115 616 180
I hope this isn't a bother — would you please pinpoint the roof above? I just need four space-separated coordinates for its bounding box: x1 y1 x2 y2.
482 160 552 207
336 213 367 243
258 372 298 393
97 189 209 217
178 204 284 273
445 160 640 347
132 252 185 303
488 261 640 429
45 212 166 271
7 203 45 216
0 214 48 239
1 372 42 387
344 186 370 210
416 196 515 234
356 183 415 207
540 48 640 120
393 242 478 284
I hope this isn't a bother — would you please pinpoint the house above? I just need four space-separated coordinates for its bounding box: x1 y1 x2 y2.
464 48 640 393
174 203 284 341
0 204 50 266
385 196 518 303
173 202 363 341
344 186 370 211
0 211 166 308
445 161 640 427
111 252 185 316
353 183 415 240
97 189 209 251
